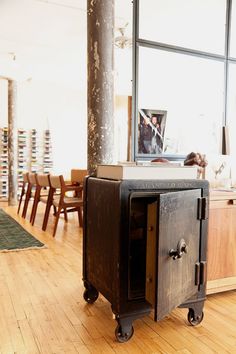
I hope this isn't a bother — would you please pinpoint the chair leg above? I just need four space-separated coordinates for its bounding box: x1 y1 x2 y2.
31 198 40 225
17 186 25 214
78 207 83 227
53 207 62 237
30 188 40 224
42 189 54 231
22 185 32 218
42 204 51 231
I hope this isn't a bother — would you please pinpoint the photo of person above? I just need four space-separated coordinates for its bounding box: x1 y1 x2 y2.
138 109 167 154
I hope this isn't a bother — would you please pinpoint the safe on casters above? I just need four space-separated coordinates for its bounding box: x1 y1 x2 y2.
83 177 209 342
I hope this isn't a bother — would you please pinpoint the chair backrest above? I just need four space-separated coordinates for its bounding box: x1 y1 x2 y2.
71 169 88 184
49 175 65 189
28 173 37 184
36 174 50 187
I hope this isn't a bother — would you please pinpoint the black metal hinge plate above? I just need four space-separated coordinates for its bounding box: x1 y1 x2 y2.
197 197 208 220
195 261 207 286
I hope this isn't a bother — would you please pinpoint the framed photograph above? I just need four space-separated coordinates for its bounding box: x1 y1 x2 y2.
138 108 167 155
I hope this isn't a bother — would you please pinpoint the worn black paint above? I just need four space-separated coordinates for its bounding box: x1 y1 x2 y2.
83 177 209 338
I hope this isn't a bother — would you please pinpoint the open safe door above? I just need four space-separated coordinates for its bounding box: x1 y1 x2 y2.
146 189 202 321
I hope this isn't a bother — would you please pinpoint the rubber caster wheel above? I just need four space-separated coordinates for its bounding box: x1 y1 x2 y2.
83 288 98 304
187 309 204 326
115 325 134 343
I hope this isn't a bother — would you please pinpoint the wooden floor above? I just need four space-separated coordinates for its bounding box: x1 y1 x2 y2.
0 203 236 354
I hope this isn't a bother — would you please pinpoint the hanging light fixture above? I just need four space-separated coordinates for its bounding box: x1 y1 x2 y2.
114 23 132 49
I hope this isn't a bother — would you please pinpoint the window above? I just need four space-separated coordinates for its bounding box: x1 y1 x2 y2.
133 0 236 160
227 63 236 155
230 0 236 57
139 0 226 55
137 47 224 155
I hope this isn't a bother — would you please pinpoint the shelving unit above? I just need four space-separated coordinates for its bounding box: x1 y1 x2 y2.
0 127 53 200
17 129 28 193
0 128 8 200
43 129 53 173
30 129 40 173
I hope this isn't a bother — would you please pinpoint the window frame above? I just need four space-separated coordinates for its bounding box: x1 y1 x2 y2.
132 0 235 161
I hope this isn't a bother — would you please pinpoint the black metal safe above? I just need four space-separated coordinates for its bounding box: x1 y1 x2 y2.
83 177 209 342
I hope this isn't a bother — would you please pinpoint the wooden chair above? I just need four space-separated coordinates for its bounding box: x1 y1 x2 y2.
41 176 60 232
30 174 50 226
71 169 88 186
22 173 37 218
46 175 83 237
17 172 29 214
70 170 88 223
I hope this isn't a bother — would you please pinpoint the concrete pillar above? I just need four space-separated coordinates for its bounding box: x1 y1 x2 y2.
87 0 115 175
8 80 18 206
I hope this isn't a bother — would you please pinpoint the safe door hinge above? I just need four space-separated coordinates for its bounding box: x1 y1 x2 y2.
197 197 208 220
195 261 207 286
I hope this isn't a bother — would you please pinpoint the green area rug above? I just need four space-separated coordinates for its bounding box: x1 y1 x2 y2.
0 209 45 252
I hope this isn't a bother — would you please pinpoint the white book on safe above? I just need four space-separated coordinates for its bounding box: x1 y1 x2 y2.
96 164 198 180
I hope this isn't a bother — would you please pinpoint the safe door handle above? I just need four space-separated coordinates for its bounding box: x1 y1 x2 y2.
169 238 188 260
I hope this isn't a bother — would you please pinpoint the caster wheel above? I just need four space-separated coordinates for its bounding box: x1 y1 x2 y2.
83 288 98 304
188 309 204 326
115 325 134 343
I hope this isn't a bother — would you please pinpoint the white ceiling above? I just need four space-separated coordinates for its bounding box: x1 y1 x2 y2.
0 0 86 52
0 0 132 88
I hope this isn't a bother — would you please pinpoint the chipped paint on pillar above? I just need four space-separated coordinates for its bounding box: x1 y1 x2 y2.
93 41 100 80
87 0 115 175
8 80 18 206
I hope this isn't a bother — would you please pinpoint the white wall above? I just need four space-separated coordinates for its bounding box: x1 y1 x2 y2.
0 78 87 179
0 79 8 126
0 0 132 177
114 96 129 162
0 77 131 179
18 80 87 178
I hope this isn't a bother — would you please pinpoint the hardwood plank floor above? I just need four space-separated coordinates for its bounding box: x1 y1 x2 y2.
0 202 236 353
